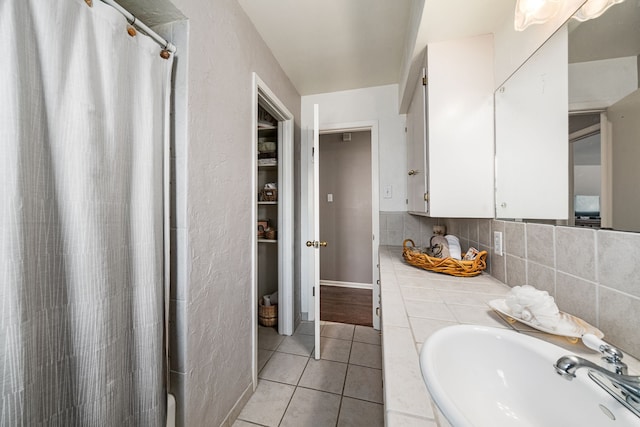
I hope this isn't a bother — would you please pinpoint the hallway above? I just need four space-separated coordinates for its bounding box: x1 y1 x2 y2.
320 287 373 326
235 321 383 426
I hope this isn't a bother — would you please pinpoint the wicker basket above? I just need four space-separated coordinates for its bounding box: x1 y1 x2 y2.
265 228 276 240
402 239 487 277
260 188 278 202
258 300 278 327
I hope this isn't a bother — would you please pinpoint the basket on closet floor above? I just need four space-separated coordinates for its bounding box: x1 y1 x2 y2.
402 239 487 277
258 300 278 327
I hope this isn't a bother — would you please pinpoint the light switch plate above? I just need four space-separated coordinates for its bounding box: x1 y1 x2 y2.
327 193 333 202
494 231 503 256
383 185 392 199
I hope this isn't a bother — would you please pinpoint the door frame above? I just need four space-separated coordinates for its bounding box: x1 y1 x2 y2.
303 119 381 330
251 73 294 389
568 109 611 228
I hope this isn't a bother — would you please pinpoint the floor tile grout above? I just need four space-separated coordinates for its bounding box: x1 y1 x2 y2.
247 321 384 427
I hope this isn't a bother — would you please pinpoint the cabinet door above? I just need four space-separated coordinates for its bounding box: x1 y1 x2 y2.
427 34 495 218
406 69 428 214
495 27 568 220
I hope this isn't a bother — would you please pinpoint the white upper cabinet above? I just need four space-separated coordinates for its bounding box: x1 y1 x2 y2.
405 34 495 218
406 68 428 214
495 27 569 220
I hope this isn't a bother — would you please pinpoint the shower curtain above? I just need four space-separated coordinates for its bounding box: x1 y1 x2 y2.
1 0 173 425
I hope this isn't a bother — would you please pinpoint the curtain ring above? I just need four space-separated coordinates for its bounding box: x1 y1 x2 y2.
127 16 137 37
159 41 172 59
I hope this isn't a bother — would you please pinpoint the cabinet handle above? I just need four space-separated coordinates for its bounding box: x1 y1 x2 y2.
408 169 418 176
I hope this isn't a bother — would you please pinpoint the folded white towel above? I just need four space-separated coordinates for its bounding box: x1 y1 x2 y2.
445 235 462 260
505 285 560 329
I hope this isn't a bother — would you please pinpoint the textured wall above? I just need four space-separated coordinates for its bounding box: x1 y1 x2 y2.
168 0 301 424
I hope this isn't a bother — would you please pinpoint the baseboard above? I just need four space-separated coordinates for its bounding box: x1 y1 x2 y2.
220 382 253 427
320 280 372 290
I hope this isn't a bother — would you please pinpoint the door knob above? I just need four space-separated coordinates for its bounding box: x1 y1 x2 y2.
408 169 418 176
306 241 328 248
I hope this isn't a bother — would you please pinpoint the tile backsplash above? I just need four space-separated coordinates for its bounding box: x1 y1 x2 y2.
379 212 640 360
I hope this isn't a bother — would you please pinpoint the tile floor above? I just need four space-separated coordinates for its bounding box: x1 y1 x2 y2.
234 321 384 427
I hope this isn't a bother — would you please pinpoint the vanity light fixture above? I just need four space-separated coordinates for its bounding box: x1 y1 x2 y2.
573 0 625 21
514 0 562 31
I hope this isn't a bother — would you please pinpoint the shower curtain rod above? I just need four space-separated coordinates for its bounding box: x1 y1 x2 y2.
100 0 177 53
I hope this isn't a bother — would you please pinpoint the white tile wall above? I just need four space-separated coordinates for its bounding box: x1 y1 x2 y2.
380 212 640 360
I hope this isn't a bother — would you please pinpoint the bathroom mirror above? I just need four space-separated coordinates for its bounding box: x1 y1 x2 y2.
495 0 640 232
568 0 640 232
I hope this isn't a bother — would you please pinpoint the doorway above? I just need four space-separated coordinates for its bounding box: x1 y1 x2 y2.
569 112 605 228
318 130 373 326
303 119 381 338
251 73 295 389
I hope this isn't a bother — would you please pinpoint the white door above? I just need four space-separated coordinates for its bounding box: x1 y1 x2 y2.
312 104 322 360
407 68 428 214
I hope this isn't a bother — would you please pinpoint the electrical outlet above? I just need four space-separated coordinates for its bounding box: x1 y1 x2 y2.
494 231 503 256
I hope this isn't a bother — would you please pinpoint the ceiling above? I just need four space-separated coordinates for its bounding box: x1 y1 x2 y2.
117 0 185 26
239 0 516 96
238 0 411 96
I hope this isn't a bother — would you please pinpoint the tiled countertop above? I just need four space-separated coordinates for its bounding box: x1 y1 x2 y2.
378 245 640 427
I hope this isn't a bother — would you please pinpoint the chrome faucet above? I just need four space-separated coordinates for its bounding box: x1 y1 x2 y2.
554 334 640 417
555 355 640 397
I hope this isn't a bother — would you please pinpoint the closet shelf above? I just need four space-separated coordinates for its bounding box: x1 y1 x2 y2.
258 239 277 244
258 201 278 205
258 121 276 130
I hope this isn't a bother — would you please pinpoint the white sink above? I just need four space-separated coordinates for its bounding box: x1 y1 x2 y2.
420 325 640 427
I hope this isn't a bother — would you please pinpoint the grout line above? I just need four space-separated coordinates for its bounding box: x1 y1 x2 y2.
255 324 383 426
335 395 343 427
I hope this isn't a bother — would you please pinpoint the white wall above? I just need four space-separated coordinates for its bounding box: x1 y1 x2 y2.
610 88 640 232
301 85 406 212
574 165 601 195
569 56 638 110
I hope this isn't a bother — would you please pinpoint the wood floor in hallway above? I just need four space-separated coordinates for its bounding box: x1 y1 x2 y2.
320 286 372 327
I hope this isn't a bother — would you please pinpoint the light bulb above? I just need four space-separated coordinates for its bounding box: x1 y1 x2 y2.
573 0 625 22
514 0 562 31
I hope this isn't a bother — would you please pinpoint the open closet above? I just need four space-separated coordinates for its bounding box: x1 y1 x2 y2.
252 74 295 386
257 103 280 328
